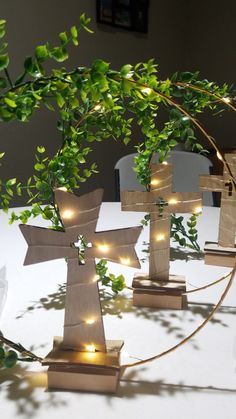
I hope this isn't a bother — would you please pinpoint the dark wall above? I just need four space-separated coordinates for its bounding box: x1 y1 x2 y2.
0 0 235 205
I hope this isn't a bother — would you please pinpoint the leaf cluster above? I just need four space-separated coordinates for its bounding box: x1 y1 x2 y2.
0 18 234 249
171 213 200 251
96 259 126 294
0 344 18 368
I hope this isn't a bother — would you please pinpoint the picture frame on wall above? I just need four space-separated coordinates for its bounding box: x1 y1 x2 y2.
96 0 149 33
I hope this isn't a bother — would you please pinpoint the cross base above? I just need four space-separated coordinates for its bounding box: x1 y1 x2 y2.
132 273 187 310
204 241 236 267
42 337 124 393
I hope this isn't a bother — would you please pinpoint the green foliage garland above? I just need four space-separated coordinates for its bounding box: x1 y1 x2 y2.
0 14 235 368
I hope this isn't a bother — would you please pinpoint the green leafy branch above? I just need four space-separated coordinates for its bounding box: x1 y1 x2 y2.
171 214 200 251
96 259 126 294
0 18 235 253
0 331 42 368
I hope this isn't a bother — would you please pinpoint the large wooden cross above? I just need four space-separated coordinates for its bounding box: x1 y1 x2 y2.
20 188 142 390
199 153 236 266
121 163 202 308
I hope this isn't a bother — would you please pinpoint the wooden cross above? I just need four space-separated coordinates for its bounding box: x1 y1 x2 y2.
20 188 142 354
121 163 202 285
199 153 236 248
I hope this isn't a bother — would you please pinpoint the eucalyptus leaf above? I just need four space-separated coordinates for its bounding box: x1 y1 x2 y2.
0 53 9 70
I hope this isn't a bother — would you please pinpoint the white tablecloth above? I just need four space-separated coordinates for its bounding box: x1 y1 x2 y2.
0 204 236 419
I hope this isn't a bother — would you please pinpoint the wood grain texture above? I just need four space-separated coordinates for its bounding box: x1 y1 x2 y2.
43 337 123 369
46 337 123 393
204 241 236 267
204 254 236 268
121 162 202 283
54 188 104 229
47 365 120 393
199 153 236 248
20 188 142 356
63 259 106 352
218 199 236 247
224 153 236 179
133 273 186 294
133 291 184 309
149 214 170 280
199 175 225 192
121 191 201 214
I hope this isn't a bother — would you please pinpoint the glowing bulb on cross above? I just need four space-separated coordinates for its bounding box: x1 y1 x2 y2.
120 257 131 265
85 318 95 325
156 234 165 241
150 179 159 186
62 209 74 219
86 344 96 353
222 97 231 104
168 198 178 205
193 206 202 215
97 244 110 253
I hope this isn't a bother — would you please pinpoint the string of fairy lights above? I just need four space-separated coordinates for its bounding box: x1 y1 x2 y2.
0 84 235 370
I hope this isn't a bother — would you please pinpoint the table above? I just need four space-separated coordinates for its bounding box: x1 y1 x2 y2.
0 204 236 419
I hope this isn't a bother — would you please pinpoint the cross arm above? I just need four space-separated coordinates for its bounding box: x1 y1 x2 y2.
121 190 151 213
86 226 142 269
199 175 224 192
19 225 77 265
160 192 202 214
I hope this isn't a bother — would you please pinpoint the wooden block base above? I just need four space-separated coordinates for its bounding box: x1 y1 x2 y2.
204 241 236 267
43 337 123 393
47 365 120 393
132 273 186 310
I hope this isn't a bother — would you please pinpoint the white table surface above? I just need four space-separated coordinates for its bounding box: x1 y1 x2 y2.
0 203 236 419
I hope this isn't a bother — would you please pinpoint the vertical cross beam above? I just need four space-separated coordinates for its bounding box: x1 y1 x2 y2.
121 162 202 309
199 153 236 267
219 154 236 247
199 153 236 249
149 164 172 280
63 259 106 352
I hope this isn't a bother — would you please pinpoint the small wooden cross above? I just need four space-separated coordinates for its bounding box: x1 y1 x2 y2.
121 163 202 308
20 188 142 354
199 153 236 247
199 153 236 267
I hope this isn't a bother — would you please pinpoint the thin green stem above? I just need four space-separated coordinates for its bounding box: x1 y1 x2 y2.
4 68 13 88
0 334 42 362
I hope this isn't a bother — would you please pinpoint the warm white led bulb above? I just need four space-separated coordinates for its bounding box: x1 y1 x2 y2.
222 97 231 104
97 244 109 253
62 209 74 219
194 206 202 215
86 344 96 353
168 198 178 205
150 179 159 186
156 234 165 241
86 318 95 325
120 257 131 265
162 161 168 165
